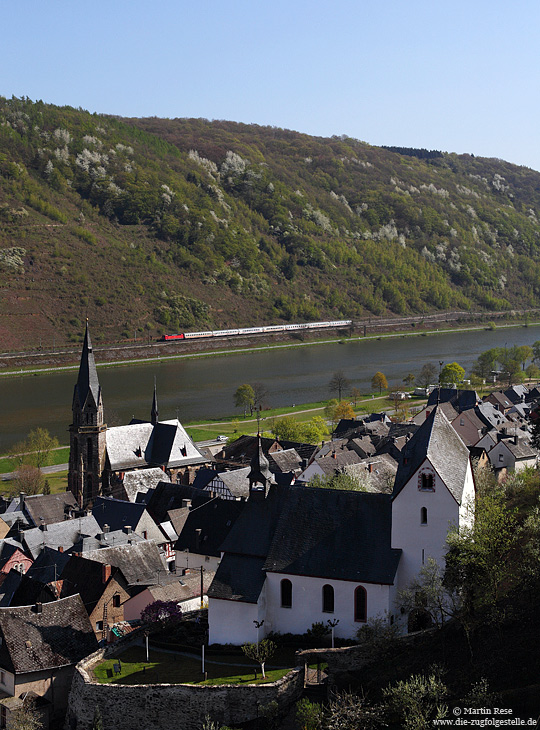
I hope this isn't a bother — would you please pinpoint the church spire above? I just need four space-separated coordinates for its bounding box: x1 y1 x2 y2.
151 377 159 425
248 434 270 495
73 319 101 409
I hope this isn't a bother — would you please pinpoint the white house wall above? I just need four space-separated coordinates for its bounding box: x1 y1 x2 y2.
391 458 466 594
175 551 220 573
263 572 391 639
208 598 260 645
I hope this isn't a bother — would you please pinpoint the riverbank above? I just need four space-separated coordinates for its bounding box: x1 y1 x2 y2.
1 313 538 378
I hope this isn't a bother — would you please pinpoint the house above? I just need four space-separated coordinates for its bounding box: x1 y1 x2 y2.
115 467 171 503
487 436 537 475
4 492 79 528
92 496 163 543
20 514 101 559
123 569 216 621
485 390 514 414
174 498 245 573
426 388 479 413
0 595 97 728
82 541 168 590
0 542 32 583
207 407 475 644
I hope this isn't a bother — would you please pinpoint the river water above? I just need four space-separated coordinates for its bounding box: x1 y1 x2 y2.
1 325 540 452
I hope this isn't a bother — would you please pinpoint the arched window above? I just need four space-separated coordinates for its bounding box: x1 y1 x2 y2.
73 437 78 460
87 437 93 464
354 586 367 622
322 584 334 613
420 507 428 524
420 473 435 491
280 579 292 608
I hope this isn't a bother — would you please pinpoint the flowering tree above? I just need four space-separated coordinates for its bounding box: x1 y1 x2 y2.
141 600 182 626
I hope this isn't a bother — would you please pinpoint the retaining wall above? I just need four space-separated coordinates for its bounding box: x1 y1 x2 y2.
65 647 304 730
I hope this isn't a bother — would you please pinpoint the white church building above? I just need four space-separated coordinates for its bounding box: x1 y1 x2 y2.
208 408 475 644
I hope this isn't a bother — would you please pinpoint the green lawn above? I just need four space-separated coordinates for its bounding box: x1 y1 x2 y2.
0 470 68 497
93 647 292 686
0 447 70 474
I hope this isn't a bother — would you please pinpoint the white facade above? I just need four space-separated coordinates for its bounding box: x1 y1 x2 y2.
208 598 261 645
175 550 220 573
391 457 475 595
263 572 393 639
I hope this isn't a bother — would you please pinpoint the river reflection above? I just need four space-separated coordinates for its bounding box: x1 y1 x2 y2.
1 325 540 451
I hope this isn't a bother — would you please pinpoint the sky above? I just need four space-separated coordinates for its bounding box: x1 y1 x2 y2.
2 0 539 170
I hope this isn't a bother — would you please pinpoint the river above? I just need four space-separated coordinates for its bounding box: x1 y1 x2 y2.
1 324 539 452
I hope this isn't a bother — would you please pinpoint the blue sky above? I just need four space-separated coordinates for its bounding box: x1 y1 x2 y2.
2 0 539 170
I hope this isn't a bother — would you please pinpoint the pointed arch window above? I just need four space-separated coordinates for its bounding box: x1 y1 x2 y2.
354 586 367 622
322 584 334 613
280 579 292 608
87 437 93 464
421 507 428 525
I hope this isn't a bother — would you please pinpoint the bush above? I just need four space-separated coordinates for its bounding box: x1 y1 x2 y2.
296 698 322 730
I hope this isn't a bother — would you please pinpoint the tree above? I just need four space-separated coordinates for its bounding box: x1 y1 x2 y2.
526 363 540 380
417 363 437 388
533 340 540 363
241 638 276 679
439 361 465 385
334 401 355 420
399 558 459 629
140 600 183 626
371 371 388 394
233 384 255 417
328 370 350 401
445 491 521 621
26 428 59 470
515 345 533 371
92 706 103 730
7 697 42 730
403 373 415 388
349 387 362 407
382 668 449 729
252 382 269 410
271 416 328 445
471 348 500 380
14 464 44 495
310 472 366 491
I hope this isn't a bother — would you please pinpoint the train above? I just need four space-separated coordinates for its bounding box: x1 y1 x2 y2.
160 320 353 342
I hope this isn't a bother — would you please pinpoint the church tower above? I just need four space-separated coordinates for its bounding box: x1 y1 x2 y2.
68 321 107 508
248 435 271 498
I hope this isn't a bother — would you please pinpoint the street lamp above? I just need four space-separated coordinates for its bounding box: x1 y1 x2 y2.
327 618 339 649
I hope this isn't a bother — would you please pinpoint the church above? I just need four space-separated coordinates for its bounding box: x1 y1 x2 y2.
67 322 208 508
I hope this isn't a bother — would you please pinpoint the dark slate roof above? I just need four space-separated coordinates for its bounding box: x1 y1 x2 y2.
58 555 118 614
504 384 529 404
219 485 290 558
73 321 101 411
121 468 170 502
145 482 213 524
192 468 218 491
174 499 245 557
147 570 215 604
208 555 267 603
392 408 470 503
475 402 510 429
83 542 166 586
0 594 98 674
92 496 148 532
69 528 146 554
263 488 401 584
21 492 79 527
333 419 361 439
9 574 57 608
0 571 23 607
26 546 71 585
220 435 317 466
269 449 302 474
427 388 479 413
217 468 252 498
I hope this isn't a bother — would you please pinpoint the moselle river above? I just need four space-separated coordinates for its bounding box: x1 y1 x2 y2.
2 324 540 453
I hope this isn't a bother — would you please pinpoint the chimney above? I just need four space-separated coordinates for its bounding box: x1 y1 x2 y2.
368 463 373 473
19 492 26 512
181 499 192 509
34 602 42 614
124 525 132 535
195 528 202 551
183 568 191 575
103 524 110 534
40 523 48 532
102 564 112 584
514 434 520 445
58 546 64 553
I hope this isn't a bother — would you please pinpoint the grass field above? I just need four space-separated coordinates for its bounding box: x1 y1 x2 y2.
93 646 292 686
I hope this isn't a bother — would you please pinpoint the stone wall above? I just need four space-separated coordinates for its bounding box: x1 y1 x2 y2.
66 647 304 730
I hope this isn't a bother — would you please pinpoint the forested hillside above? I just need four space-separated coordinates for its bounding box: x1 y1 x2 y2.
2 96 540 348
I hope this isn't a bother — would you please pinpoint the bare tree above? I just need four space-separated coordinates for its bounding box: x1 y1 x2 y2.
329 371 350 401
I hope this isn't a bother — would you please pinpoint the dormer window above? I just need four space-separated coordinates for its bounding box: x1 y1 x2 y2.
419 473 435 491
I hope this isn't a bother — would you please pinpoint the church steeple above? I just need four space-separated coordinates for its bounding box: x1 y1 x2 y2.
248 435 270 497
73 319 101 411
68 321 107 509
151 378 159 425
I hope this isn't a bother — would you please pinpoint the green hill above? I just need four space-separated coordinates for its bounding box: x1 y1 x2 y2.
2 96 540 349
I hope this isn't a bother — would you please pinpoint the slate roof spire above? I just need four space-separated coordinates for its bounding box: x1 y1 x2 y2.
151 377 159 425
249 434 270 492
73 319 101 409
